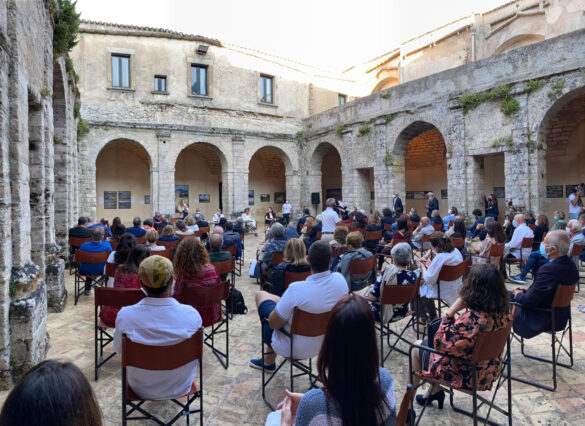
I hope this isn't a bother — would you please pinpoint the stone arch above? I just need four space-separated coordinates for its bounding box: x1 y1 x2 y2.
95 138 153 224
394 120 448 216
308 142 342 210
174 142 228 220
372 77 399 94
492 34 545 56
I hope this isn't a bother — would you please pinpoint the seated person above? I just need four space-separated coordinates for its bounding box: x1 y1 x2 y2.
108 223 126 245
505 214 534 259
208 233 231 281
330 226 349 271
275 295 396 426
213 208 224 223
241 207 256 230
155 214 170 230
305 217 322 250
153 211 162 226
265 207 276 226
234 217 246 235
510 230 578 339
367 243 419 323
261 223 288 279
184 215 199 233
126 216 147 238
114 255 202 400
91 217 111 237
284 222 299 240
0 360 102 425
442 207 457 231
410 264 512 406
296 208 313 234
158 224 180 243
222 221 242 260
551 210 567 230
269 238 311 297
106 233 136 286
363 211 382 251
416 232 463 306
430 210 442 227
523 211 536 225
471 221 506 268
336 231 375 292
567 219 585 266
194 214 209 239
411 217 434 250
173 239 222 327
349 211 367 232
145 229 166 252
408 208 421 223
78 227 112 295
194 208 205 221
377 217 410 271
175 220 195 236
249 241 347 371
100 245 150 327
68 216 91 250
142 218 154 231
532 214 549 251
381 207 395 233
467 209 484 237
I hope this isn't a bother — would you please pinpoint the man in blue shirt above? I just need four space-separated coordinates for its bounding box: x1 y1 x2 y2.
78 227 112 294
442 207 457 231
222 221 243 260
90 217 111 237
194 208 205 221
126 216 147 237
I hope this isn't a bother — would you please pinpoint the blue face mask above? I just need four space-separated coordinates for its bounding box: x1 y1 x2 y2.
553 216 559 221
512 220 517 228
539 242 549 259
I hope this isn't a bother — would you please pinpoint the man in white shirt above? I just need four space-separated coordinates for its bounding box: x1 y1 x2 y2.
505 214 534 259
249 241 347 371
282 200 292 225
241 207 257 231
320 198 341 242
568 187 583 220
114 255 202 400
411 217 434 250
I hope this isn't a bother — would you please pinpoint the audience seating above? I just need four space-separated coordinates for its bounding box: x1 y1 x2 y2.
94 287 144 380
448 220 454 228
511 282 577 391
284 270 312 290
413 234 432 259
451 237 465 250
170 217 179 224
474 243 505 265
178 280 231 369
315 231 322 240
434 258 470 317
348 255 376 292
383 223 393 232
135 235 146 244
332 245 348 258
528 223 536 231
239 232 246 270
156 247 173 261
407 220 419 233
121 329 204 425
352 227 366 235
395 384 415 426
410 321 513 425
68 236 91 275
223 245 241 277
156 227 163 235
105 262 117 280
211 257 236 288
158 240 180 252
378 277 421 366
199 226 210 238
178 234 198 241
110 240 119 251
364 229 383 249
568 244 583 293
505 237 534 278
432 223 443 231
74 250 109 305
261 308 333 410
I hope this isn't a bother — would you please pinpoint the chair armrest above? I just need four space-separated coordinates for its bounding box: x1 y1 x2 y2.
510 301 551 313
409 343 473 368
261 317 291 337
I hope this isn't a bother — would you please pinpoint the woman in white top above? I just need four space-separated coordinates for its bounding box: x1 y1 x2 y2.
145 229 166 252
184 216 199 232
106 233 136 286
416 231 464 306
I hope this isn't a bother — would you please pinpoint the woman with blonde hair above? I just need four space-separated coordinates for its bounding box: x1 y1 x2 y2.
145 229 165 252
173 238 221 327
269 238 311 297
158 224 180 242
184 215 199 232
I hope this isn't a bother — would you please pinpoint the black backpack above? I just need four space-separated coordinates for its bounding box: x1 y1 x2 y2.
227 288 248 315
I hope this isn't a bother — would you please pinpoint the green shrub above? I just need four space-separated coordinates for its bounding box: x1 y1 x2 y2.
295 130 305 139
524 79 545 93
383 151 393 167
53 0 81 58
385 114 395 124
460 92 485 114
500 97 520 115
358 125 370 137
335 125 346 137
77 118 89 139
484 84 511 101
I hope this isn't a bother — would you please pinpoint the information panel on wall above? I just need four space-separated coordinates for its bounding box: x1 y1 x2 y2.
104 191 117 209
248 190 254 206
118 191 131 209
546 185 564 198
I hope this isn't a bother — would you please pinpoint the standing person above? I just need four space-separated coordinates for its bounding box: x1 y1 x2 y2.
296 208 313 234
180 199 189 219
282 199 292 225
486 194 499 221
568 186 583 220
426 192 439 219
320 198 341 242
393 192 403 213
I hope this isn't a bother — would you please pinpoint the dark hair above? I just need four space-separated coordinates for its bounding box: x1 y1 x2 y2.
225 221 234 231
117 244 150 275
111 223 126 241
453 219 466 237
111 217 121 229
219 217 227 228
133 216 141 227
537 214 549 229
396 217 408 232
318 295 388 426
0 360 102 426
382 208 392 217
114 233 136 264
143 218 153 227
308 240 332 273
353 212 367 228
77 216 88 225
303 208 310 215
486 221 506 244
429 231 454 253
394 207 403 216
451 206 458 215
100 217 108 225
472 209 482 217
176 220 186 230
459 264 509 314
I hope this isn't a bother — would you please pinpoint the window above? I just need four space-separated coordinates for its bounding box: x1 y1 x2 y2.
154 75 167 92
338 94 347 105
260 75 273 104
111 55 130 88
191 65 208 96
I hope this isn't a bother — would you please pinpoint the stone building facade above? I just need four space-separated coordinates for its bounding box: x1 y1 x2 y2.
0 0 79 387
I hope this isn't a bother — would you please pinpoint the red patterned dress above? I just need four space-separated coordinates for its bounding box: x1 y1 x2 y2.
99 271 141 327
422 310 513 391
174 264 221 327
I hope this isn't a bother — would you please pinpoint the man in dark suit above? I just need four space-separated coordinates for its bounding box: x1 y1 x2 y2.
195 213 210 239
511 230 579 339
392 193 403 213
426 192 439 218
69 216 92 239
296 208 313 234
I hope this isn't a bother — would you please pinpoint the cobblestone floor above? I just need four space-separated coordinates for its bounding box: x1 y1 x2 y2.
3 233 585 425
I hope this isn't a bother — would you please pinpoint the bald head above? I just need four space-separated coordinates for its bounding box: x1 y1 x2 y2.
213 226 224 235
568 219 582 234
421 217 430 226
544 230 570 258
210 233 223 251
513 214 525 225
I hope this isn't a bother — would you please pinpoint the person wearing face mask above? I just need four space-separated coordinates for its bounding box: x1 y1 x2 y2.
392 192 403 213
504 214 534 261
485 194 499 221
510 231 578 339
551 210 567 230
442 206 457 231
113 255 202 400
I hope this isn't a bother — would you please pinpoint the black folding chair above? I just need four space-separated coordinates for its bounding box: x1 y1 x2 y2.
74 249 109 305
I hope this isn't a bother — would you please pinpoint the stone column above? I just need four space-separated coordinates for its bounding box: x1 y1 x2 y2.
157 131 174 216
230 136 248 215
374 119 392 211
464 155 485 215
286 170 302 219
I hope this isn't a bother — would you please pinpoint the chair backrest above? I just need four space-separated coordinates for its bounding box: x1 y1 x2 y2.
569 243 584 257
69 236 91 248
223 244 236 257
551 282 577 308
521 237 534 249
451 237 465 249
170 217 179 224
528 223 536 231
438 257 470 281
94 287 144 307
199 226 210 235
211 257 235 276
332 245 348 258
421 233 431 243
383 223 393 231
380 276 420 305
448 220 454 227
352 227 366 235
178 233 197 241
488 243 505 257
122 329 203 370
105 262 118 278
408 221 419 232
239 233 245 241
135 235 146 244
75 249 110 264
470 320 512 363
157 227 163 235
178 280 230 308
158 240 179 251
349 255 376 274
284 270 312 289
315 231 322 240
272 251 284 266
395 384 414 426
110 240 119 251
290 308 333 337
432 223 443 231
365 230 382 241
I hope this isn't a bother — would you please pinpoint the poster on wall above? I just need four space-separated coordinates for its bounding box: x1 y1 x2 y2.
248 190 254 206
104 191 117 209
441 189 448 199
493 187 505 199
199 194 210 203
144 195 151 204
274 192 286 204
405 192 415 200
413 191 426 200
326 188 342 201
546 185 564 198
118 191 131 209
370 191 375 200
260 194 270 202
175 185 189 212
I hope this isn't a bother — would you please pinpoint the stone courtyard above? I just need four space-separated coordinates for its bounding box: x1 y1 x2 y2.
1 235 582 425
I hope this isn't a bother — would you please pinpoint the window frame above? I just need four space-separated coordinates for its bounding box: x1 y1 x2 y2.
153 75 167 93
338 94 347 106
259 74 274 105
111 54 131 89
190 64 208 97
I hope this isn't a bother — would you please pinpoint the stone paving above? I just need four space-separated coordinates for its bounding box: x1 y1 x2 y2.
2 234 585 425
